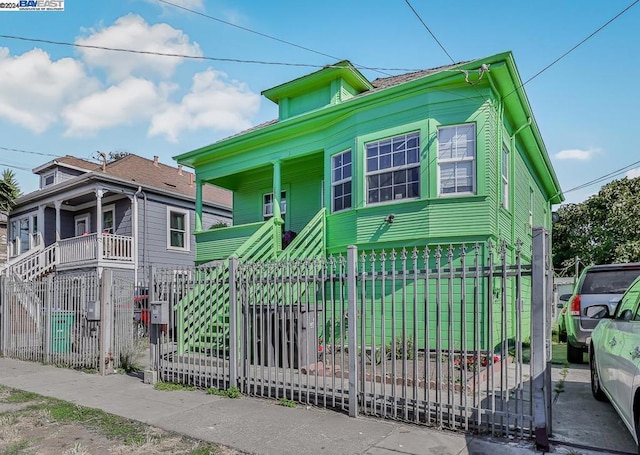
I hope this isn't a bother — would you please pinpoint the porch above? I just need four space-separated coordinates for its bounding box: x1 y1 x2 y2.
4 232 134 282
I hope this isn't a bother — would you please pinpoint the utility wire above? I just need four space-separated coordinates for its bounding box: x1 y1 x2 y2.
0 162 34 172
0 33 420 71
563 159 640 194
507 0 639 98
403 0 456 65
157 0 393 76
0 146 61 158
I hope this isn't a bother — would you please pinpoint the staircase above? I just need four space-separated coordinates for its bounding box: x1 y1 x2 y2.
176 208 327 355
1 240 58 333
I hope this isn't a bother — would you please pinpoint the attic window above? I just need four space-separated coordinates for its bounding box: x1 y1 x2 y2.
41 171 56 188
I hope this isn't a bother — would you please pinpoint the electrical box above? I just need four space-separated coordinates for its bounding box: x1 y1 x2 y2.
86 300 100 321
150 301 169 325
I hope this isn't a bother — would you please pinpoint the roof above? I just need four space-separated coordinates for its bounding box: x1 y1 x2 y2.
103 155 231 207
187 61 468 149
22 154 231 209
33 156 99 174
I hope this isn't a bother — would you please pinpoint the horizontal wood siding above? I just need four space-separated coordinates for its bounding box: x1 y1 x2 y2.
195 223 263 262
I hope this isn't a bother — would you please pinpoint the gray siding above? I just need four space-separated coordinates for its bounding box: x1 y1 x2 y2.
56 167 84 184
44 207 56 246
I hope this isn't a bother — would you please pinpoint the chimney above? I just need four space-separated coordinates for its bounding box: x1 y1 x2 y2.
153 156 159 167
178 165 183 175
189 173 194 186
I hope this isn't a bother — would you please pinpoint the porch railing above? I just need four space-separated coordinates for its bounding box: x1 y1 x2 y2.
58 233 133 265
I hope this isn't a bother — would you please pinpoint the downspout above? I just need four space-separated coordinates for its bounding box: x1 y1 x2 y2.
134 186 148 286
487 72 504 246
509 117 532 246
133 186 141 287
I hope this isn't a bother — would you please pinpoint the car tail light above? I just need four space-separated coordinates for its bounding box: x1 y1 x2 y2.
570 295 581 316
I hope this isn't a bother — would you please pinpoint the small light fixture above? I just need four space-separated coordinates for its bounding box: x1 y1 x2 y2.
385 214 395 224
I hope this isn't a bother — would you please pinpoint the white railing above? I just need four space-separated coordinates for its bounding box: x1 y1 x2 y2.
102 233 133 262
10 243 57 281
58 233 134 265
58 233 98 265
8 233 42 258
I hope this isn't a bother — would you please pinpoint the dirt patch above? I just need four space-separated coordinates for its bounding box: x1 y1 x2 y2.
0 386 241 455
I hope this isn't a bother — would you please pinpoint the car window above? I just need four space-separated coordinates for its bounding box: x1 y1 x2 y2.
582 268 640 294
615 278 640 321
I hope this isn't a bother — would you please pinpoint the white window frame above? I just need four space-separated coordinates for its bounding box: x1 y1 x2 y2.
263 191 287 219
529 188 534 228
74 214 90 237
501 145 509 209
102 204 115 234
437 123 476 196
41 171 56 188
166 207 190 252
365 131 421 205
331 150 352 213
11 214 38 255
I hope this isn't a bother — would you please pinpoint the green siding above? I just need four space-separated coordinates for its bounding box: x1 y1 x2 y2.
287 86 331 118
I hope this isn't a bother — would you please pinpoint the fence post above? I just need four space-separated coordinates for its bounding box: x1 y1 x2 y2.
0 276 6 356
44 274 53 364
148 265 157 373
100 269 114 376
228 257 239 389
531 227 551 450
347 245 358 418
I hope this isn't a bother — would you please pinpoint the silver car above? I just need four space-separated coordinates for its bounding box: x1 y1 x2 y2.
589 276 640 451
564 263 640 363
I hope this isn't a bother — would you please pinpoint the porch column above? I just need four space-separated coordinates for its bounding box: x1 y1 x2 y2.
95 189 103 234
96 189 103 261
195 178 203 232
54 200 62 241
272 160 283 225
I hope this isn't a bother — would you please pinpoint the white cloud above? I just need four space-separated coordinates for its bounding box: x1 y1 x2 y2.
149 69 260 142
63 78 167 136
75 14 202 81
626 168 640 179
0 47 98 133
554 148 596 161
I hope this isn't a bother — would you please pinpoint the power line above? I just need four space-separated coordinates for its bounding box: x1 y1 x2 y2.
0 33 421 72
563 159 640 194
0 162 34 172
156 0 393 76
403 0 455 65
507 0 639 98
0 146 61 158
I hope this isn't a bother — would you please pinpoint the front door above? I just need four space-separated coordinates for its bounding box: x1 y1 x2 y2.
75 214 90 236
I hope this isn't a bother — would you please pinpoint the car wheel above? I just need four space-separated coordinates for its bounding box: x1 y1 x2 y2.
567 342 584 364
590 349 607 402
558 330 567 343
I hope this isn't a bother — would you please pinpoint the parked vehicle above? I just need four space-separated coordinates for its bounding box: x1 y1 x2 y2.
557 299 568 342
563 263 640 363
589 275 640 452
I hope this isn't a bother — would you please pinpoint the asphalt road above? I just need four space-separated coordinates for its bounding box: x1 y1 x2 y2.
552 363 637 454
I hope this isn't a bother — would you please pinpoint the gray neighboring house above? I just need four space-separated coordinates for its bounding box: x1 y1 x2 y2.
4 154 232 284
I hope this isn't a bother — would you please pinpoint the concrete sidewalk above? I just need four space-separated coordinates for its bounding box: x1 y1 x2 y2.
0 358 585 454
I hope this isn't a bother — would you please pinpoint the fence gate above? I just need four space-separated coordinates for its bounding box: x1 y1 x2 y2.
151 228 552 446
0 270 136 373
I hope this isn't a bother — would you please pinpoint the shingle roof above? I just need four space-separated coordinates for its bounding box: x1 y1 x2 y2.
103 155 231 208
55 156 101 171
209 61 467 145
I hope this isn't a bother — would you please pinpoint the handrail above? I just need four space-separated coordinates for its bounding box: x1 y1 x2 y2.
278 208 326 260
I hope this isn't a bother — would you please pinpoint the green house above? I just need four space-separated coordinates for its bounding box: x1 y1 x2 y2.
173 51 563 352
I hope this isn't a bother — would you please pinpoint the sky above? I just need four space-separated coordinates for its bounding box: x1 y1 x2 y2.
0 0 639 204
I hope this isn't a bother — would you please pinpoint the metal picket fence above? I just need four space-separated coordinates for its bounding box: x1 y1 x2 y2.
152 228 553 445
0 270 135 372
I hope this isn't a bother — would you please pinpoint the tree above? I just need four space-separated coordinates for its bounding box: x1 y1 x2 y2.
0 169 20 214
553 176 640 274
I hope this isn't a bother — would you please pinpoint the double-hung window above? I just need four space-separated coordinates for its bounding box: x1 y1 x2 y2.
263 192 286 220
332 150 352 212
366 131 420 204
167 207 189 251
502 145 509 209
438 124 476 195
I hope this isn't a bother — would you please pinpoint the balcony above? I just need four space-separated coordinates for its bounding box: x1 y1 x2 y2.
57 233 134 270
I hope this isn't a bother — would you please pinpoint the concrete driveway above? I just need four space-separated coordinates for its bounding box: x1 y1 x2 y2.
552 363 637 454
